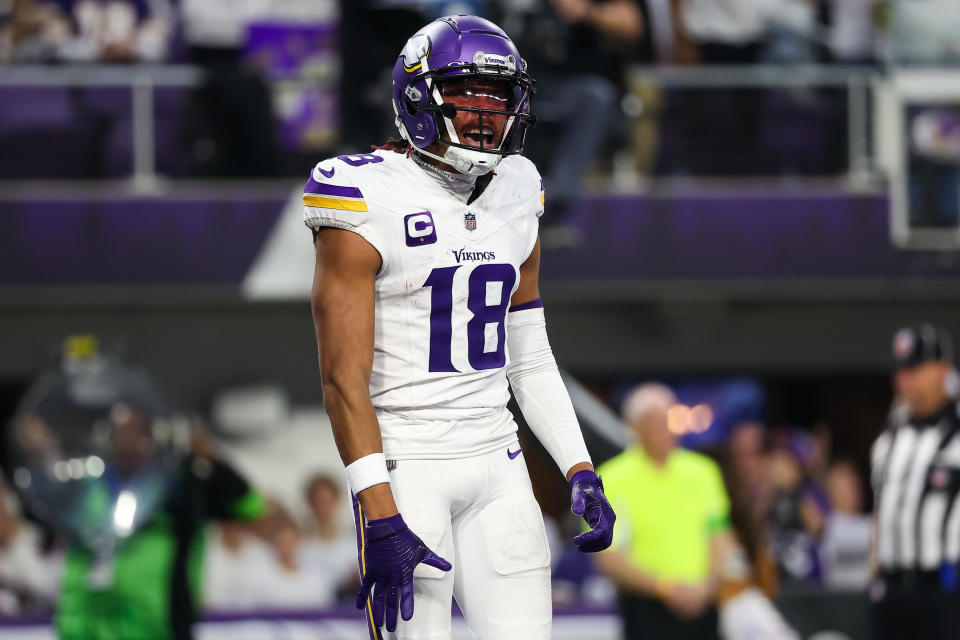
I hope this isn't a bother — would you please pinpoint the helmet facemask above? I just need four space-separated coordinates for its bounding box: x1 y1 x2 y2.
403 65 536 175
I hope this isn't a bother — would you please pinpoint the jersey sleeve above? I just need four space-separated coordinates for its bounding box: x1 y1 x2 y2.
302 160 389 262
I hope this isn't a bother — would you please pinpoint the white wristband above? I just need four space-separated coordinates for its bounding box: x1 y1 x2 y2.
344 452 391 494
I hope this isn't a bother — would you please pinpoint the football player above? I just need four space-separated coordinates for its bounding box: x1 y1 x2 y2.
306 15 615 639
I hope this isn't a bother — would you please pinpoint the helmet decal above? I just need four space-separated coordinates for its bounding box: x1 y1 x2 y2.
401 34 431 73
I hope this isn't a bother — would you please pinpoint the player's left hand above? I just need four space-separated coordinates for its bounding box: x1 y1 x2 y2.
569 469 615 552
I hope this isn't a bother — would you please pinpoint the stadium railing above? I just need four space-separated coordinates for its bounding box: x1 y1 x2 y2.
627 64 878 184
0 64 202 191
0 64 882 188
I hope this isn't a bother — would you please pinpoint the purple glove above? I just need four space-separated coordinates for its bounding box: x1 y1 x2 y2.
356 513 451 632
570 469 616 552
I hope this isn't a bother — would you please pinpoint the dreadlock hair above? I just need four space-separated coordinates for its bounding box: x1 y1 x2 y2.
372 138 411 154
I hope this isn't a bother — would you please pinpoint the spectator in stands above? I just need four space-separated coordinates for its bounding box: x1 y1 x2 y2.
0 479 61 615
760 0 821 65
298 472 359 605
594 383 733 639
670 0 769 65
819 460 872 591
179 0 282 176
710 448 799 640
256 508 334 610
337 2 431 153
495 0 646 245
40 0 171 63
764 431 826 584
0 0 62 62
202 519 277 611
824 0 877 64
667 0 769 174
206 497 348 611
729 421 770 515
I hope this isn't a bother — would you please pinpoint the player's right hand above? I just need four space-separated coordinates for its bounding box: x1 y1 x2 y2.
570 469 616 552
357 513 451 632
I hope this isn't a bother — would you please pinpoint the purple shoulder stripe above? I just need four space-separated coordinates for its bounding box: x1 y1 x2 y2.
509 297 544 312
304 176 363 199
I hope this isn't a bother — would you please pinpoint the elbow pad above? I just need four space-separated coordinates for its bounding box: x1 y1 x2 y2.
506 301 591 475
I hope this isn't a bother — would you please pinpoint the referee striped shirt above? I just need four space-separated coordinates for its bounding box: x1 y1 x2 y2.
872 401 960 573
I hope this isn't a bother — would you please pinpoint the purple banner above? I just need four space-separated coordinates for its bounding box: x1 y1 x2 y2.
0 193 286 286
542 190 960 281
3 187 959 287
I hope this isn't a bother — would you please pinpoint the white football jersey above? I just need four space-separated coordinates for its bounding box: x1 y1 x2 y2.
303 150 543 460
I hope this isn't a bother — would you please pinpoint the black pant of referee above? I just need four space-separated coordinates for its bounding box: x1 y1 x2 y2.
872 571 960 640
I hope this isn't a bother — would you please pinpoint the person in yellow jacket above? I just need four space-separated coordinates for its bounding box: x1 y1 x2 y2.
594 383 732 640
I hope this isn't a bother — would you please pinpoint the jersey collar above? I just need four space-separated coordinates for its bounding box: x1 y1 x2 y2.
410 151 476 202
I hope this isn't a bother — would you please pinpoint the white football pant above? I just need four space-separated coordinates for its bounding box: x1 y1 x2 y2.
351 443 552 640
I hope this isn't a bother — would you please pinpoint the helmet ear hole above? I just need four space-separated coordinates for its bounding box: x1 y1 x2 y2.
404 82 425 115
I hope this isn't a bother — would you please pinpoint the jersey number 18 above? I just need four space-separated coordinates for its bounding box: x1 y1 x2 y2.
424 264 516 373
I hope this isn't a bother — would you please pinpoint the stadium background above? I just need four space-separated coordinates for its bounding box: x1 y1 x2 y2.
2 0 960 638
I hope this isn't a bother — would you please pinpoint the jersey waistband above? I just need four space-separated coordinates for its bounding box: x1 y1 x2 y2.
377 408 518 461
382 432 518 461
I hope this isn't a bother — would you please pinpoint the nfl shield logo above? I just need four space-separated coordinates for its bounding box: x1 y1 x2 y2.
464 212 477 232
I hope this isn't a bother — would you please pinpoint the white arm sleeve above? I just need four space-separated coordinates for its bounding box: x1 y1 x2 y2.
506 302 592 476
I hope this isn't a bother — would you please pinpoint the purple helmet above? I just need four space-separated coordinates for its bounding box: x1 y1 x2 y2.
392 15 536 175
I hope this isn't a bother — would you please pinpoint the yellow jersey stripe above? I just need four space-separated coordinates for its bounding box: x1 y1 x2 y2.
303 194 369 212
540 191 545 205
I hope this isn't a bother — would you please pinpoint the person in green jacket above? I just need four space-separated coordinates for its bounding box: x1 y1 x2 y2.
7 336 267 640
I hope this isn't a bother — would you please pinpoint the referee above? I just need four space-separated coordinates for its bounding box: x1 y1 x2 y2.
871 324 960 640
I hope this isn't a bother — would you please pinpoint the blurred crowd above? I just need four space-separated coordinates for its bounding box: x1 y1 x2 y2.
0 380 873 621
5 0 949 69
554 384 872 616
2 0 959 183
727 421 872 592
0 467 361 616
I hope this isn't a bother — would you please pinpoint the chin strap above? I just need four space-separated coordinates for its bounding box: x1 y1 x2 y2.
410 145 471 173
409 145 496 176
397 114 500 176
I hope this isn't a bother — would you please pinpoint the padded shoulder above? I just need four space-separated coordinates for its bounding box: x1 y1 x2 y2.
496 154 544 218
302 153 397 269
303 156 370 219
